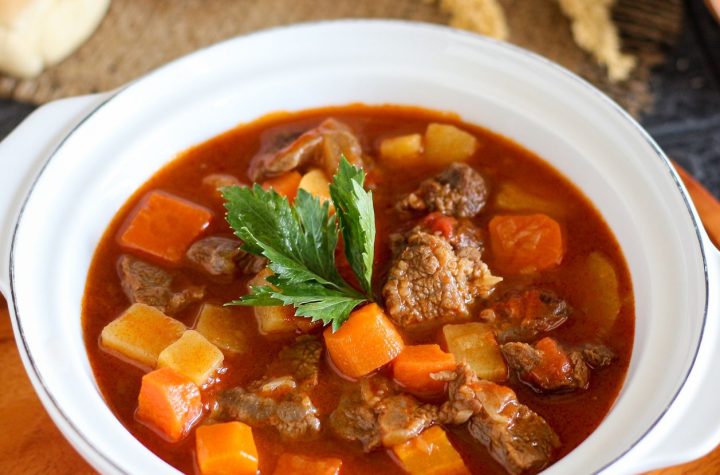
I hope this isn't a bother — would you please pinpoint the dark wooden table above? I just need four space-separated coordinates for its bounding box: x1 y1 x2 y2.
0 1 718 474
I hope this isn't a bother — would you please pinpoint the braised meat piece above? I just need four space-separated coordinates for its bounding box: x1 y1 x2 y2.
581 344 616 368
397 163 488 218
329 376 438 451
502 338 589 392
437 364 560 474
186 236 267 277
267 335 323 390
215 387 320 439
248 118 363 181
485 289 571 343
213 336 323 438
117 255 204 314
383 228 500 327
390 214 484 257
501 338 615 393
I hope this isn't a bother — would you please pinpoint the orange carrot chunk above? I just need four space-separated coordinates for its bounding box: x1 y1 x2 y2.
196 422 258 475
324 303 405 379
488 214 564 274
262 171 302 201
272 453 343 475
118 191 212 264
136 367 202 442
393 344 457 395
393 426 470 475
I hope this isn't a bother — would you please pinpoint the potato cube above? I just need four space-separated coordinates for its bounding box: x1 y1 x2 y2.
380 133 423 167
424 123 477 164
573 252 621 336
443 323 507 382
100 303 186 368
298 169 332 203
248 269 298 334
393 426 470 475
158 330 224 386
195 304 249 353
495 183 568 217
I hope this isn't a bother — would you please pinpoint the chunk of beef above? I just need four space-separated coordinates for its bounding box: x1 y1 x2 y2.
501 339 615 393
248 118 363 181
437 364 560 474
390 215 484 258
397 163 488 218
213 336 323 438
501 338 589 392
215 388 320 439
267 335 323 390
186 236 267 277
581 344 616 368
487 289 571 343
383 229 501 327
117 255 204 314
329 376 438 451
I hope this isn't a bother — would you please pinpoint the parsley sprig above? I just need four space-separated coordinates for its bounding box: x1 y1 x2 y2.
223 157 375 331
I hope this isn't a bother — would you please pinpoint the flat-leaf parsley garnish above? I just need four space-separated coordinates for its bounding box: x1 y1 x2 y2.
223 156 375 331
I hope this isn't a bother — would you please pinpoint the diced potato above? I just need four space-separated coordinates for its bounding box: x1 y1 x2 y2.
100 303 186 369
157 330 224 386
195 304 249 353
380 133 423 167
298 168 332 203
248 269 298 335
443 322 507 382
393 426 470 475
495 182 568 217
574 252 621 335
424 123 477 165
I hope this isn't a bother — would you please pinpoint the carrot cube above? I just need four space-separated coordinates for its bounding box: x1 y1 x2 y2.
262 171 302 201
393 426 470 475
393 344 457 395
488 214 564 275
118 191 213 264
196 422 258 475
272 453 343 475
100 303 186 369
136 367 202 442
324 303 404 379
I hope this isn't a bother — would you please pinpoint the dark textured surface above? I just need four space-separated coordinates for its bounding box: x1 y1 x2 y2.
0 0 718 199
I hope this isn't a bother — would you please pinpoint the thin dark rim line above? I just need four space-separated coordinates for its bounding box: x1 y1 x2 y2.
5 19 711 475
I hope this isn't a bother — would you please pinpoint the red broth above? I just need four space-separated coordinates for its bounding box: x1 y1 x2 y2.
82 105 634 474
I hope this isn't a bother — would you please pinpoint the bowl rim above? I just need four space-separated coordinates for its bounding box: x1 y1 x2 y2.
6 19 710 474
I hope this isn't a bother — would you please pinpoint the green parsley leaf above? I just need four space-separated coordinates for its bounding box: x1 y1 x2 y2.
222 159 375 330
329 157 376 298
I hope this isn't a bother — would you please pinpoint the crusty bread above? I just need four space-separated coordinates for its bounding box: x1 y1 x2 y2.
557 0 636 82
440 0 509 40
0 0 110 78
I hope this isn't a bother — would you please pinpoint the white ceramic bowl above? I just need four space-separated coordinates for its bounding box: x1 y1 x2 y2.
1 21 719 475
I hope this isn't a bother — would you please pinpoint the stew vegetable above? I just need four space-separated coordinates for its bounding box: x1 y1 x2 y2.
83 105 634 474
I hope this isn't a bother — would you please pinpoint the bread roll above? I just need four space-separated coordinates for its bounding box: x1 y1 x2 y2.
0 0 110 78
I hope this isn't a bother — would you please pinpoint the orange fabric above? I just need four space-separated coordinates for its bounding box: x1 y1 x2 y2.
489 213 563 274
393 426 470 475
118 191 212 263
136 368 202 442
393 344 456 395
262 171 302 201
196 422 258 475
272 453 342 475
324 303 404 378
